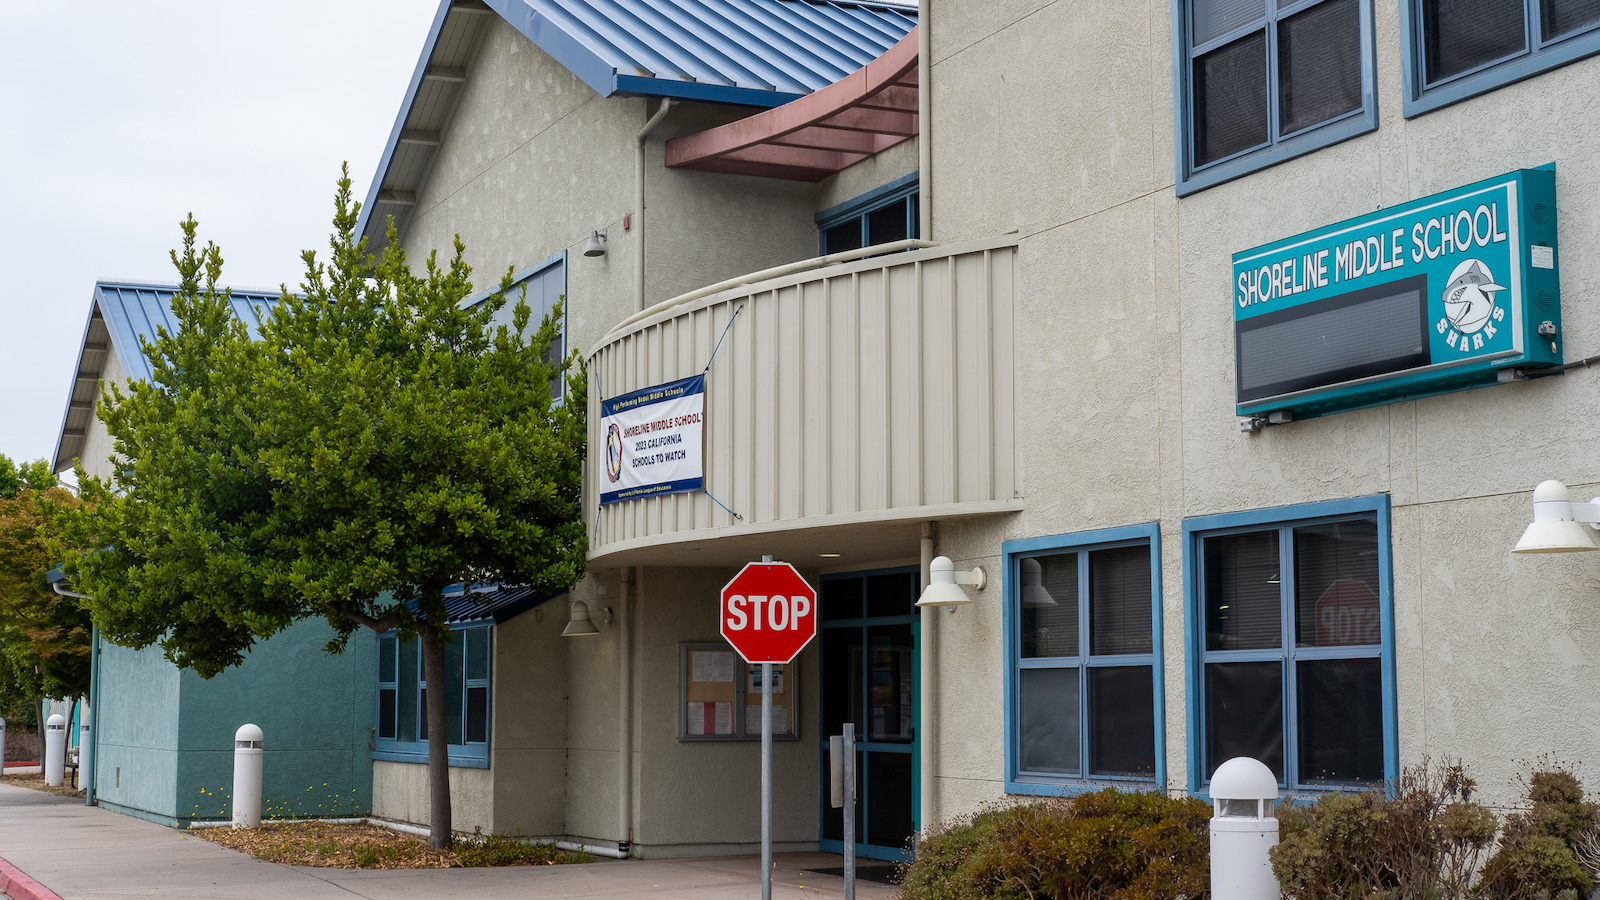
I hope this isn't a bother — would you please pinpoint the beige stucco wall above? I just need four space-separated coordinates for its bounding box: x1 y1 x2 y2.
75 342 126 482
922 0 1600 813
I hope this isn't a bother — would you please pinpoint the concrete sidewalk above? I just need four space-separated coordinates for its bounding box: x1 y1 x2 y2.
0 784 901 899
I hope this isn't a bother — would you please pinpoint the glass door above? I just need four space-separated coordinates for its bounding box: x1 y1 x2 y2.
819 567 919 861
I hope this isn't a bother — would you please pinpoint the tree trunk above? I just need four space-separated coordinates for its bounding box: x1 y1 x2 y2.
416 617 452 849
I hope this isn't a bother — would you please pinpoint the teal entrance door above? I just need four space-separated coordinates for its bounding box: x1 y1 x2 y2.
818 567 919 861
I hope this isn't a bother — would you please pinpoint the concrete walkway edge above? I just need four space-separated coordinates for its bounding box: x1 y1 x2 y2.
0 856 64 900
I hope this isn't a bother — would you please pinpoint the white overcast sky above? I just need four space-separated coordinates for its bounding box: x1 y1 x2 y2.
0 0 442 466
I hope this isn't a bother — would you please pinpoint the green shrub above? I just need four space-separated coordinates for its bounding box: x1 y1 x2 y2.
1475 769 1600 900
1270 759 1495 900
899 789 1212 900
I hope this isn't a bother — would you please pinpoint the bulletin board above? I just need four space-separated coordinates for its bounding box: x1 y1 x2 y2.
679 642 798 741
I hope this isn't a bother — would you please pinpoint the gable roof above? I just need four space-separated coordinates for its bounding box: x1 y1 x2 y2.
53 282 279 474
357 0 918 251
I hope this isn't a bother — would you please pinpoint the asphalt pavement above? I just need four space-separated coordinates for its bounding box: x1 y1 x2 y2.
0 784 900 899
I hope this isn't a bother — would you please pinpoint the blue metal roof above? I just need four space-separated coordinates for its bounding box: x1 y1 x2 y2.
507 0 918 101
52 282 280 473
419 584 560 625
91 282 279 383
356 0 916 248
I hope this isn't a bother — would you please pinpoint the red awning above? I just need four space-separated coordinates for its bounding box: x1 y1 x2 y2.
664 28 919 182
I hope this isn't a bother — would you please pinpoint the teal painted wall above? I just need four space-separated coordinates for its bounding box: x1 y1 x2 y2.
175 618 376 823
92 640 182 818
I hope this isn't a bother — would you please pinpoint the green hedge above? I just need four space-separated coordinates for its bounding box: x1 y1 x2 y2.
899 789 1213 900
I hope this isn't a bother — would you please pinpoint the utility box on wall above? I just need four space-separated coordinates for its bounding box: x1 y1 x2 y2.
1232 166 1561 422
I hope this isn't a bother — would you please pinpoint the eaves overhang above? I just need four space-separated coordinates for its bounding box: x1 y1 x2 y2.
356 0 917 250
51 281 279 475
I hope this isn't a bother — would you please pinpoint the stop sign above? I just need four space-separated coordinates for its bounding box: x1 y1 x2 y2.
720 561 818 664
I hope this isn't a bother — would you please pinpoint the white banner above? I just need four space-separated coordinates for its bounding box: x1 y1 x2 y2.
599 374 704 505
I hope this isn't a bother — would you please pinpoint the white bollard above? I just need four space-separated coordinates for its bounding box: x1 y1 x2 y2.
232 724 264 828
79 706 91 794
1209 757 1281 900
44 714 66 786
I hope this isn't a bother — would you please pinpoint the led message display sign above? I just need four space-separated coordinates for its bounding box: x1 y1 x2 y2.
1233 167 1561 421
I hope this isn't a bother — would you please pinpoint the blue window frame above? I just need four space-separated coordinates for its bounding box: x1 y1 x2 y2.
375 625 492 768
464 251 567 399
1400 0 1600 116
1182 495 1397 796
1172 0 1378 195
1003 524 1165 795
816 173 920 256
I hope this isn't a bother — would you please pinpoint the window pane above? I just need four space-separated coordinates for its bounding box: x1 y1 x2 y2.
1194 31 1270 165
822 627 863 738
446 634 466 746
1020 553 1078 659
1194 0 1267 44
1204 530 1282 650
378 688 397 740
1297 658 1383 784
1278 0 1363 134
1423 0 1527 83
398 638 418 743
867 572 915 618
825 222 864 255
909 194 920 239
466 628 489 681
379 637 397 683
866 751 915 848
823 577 863 621
418 688 428 740
867 624 914 743
1089 666 1156 776
867 201 909 247
1019 667 1080 774
466 686 489 744
1543 0 1600 39
1090 546 1153 656
1206 661 1283 781
1295 518 1381 647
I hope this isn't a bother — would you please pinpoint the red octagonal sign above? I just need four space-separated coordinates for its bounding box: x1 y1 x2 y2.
720 561 818 664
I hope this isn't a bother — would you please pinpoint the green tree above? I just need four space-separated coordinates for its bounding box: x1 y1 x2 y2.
0 456 90 737
63 170 587 846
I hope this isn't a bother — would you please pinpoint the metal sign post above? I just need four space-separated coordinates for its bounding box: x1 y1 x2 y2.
828 723 858 900
761 659 773 900
718 553 817 900
843 722 856 900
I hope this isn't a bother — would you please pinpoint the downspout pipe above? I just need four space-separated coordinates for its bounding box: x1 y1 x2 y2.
917 14 931 241
919 522 936 837
636 97 673 313
617 568 634 858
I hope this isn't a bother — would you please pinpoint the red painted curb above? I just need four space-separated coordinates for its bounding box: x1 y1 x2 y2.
0 857 63 900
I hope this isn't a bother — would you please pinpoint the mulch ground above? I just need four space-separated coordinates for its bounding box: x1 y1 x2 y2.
193 821 592 869
0 771 86 799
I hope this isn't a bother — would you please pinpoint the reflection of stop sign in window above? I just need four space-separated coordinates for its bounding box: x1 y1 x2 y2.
720 561 818 664
1315 580 1381 646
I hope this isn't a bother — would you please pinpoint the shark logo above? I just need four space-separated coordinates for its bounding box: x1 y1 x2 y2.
1442 259 1505 336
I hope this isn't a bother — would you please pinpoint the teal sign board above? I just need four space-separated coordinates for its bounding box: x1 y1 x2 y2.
1233 166 1561 420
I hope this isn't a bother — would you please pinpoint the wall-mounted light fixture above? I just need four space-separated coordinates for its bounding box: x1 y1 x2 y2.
561 600 612 636
916 556 986 608
583 229 608 258
1513 480 1600 553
